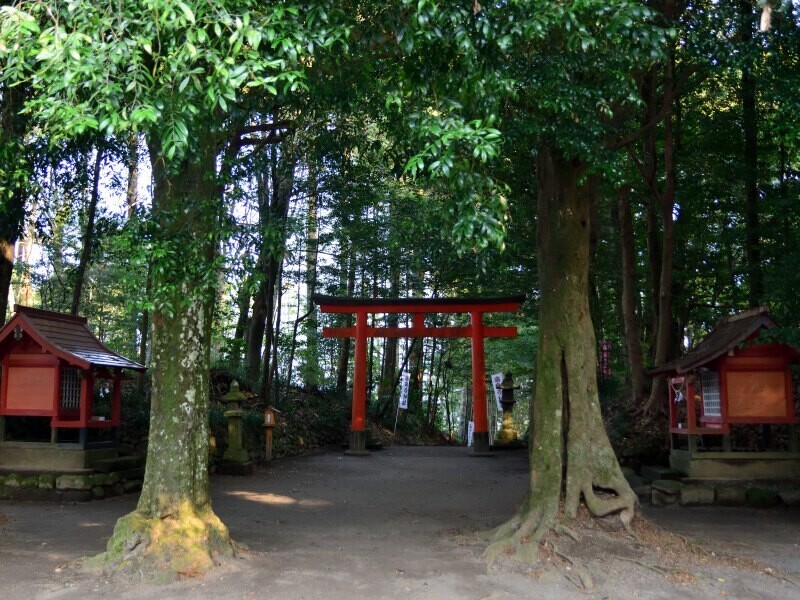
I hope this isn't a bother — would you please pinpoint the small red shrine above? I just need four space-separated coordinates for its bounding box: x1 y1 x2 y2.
651 306 800 479
0 305 145 470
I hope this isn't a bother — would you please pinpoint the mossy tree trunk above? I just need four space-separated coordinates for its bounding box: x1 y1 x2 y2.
486 147 636 565
99 134 234 579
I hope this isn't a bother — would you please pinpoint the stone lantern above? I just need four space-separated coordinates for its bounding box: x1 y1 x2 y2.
494 372 521 446
220 380 253 475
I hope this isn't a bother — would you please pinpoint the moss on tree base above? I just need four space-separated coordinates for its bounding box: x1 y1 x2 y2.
89 502 235 582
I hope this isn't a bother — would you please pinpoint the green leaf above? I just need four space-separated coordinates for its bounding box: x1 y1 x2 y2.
176 1 196 24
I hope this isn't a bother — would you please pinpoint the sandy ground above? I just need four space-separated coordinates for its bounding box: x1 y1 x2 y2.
1 445 799 599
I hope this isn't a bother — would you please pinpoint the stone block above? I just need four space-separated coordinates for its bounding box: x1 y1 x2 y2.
651 479 681 507
651 479 682 494
112 483 125 496
778 490 800 507
122 479 142 493
746 487 781 508
38 474 56 490
92 485 106 499
91 473 111 486
3 474 21 488
620 466 636 480
680 484 715 506
641 465 682 483
634 484 652 503
716 486 747 506
651 487 678 506
4 474 38 489
56 474 93 490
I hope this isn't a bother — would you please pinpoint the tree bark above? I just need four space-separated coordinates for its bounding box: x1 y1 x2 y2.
100 134 233 578
246 143 295 387
71 145 104 315
335 249 356 394
740 0 763 307
485 148 635 566
125 134 139 218
617 188 648 404
0 83 28 322
0 238 14 322
643 52 678 416
301 164 321 388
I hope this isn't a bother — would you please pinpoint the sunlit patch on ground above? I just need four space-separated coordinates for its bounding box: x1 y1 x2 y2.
78 521 106 528
225 491 331 508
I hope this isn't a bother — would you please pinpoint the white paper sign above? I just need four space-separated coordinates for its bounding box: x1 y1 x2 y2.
467 420 475 447
399 372 410 409
491 372 504 411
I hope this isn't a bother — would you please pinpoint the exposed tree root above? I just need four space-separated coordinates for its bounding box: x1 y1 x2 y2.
86 502 235 583
553 544 594 592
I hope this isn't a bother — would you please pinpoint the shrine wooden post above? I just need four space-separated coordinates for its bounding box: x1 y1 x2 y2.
313 295 525 456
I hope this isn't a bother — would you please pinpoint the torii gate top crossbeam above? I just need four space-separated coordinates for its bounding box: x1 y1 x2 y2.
312 294 526 315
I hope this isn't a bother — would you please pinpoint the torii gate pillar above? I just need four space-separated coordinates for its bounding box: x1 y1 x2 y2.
313 295 524 456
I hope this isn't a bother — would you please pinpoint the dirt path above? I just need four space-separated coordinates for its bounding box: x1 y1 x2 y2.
1 446 799 599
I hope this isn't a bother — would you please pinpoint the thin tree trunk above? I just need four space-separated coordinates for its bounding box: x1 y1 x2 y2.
302 165 321 388
0 84 28 322
617 188 648 404
740 0 763 306
137 263 152 393
261 145 295 403
125 134 139 218
247 143 295 386
0 238 14 322
71 145 104 315
336 250 355 394
644 51 678 416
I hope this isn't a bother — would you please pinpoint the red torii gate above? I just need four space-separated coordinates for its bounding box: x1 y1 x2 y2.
312 294 525 456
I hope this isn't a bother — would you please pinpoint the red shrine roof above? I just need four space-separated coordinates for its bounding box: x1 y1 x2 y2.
650 306 800 376
0 305 145 372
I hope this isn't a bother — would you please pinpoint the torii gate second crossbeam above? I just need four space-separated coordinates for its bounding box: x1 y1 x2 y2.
312 294 525 456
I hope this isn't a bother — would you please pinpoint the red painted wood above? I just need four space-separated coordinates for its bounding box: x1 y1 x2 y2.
470 312 488 434
321 325 517 339
314 295 524 315
352 311 368 432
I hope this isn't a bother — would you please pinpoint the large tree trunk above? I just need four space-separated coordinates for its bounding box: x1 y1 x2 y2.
99 135 233 579
485 148 635 566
